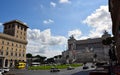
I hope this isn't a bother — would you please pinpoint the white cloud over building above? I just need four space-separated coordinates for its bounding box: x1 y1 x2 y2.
27 28 67 58
68 29 82 39
83 5 112 38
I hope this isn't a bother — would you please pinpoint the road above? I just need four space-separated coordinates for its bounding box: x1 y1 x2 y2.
8 63 95 75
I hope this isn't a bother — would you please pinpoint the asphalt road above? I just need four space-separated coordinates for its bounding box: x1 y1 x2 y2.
9 69 90 75
8 63 94 75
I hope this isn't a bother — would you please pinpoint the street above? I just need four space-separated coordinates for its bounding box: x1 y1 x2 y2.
9 63 94 75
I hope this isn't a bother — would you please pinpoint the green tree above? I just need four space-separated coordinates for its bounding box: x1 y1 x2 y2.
58 55 62 59
26 53 32 58
102 37 113 45
34 55 46 64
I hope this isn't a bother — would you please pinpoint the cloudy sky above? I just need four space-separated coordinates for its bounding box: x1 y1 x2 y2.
0 0 112 58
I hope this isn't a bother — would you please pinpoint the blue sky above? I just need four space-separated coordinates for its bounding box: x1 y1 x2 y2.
0 0 112 58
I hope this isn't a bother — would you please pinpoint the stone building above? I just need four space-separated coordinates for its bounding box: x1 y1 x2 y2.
0 20 28 68
62 31 111 63
109 0 120 63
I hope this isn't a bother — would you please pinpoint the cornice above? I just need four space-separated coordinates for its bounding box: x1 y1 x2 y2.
0 33 28 44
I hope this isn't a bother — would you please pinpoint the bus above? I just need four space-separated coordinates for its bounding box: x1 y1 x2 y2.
15 62 26 69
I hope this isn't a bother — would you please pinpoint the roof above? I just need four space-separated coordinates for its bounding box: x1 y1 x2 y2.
76 38 102 44
3 20 29 28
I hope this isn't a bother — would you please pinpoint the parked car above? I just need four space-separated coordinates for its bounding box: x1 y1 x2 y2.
83 66 89 69
67 66 74 70
50 68 60 72
3 67 9 73
0 67 9 73
0 72 2 75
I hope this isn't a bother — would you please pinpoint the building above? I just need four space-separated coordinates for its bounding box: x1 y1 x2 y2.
0 20 28 68
109 0 120 63
62 31 111 63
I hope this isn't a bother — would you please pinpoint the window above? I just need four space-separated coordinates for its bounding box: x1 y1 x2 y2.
7 47 9 50
2 41 4 44
17 30 19 33
18 25 19 29
1 46 3 49
19 53 21 57
24 28 27 31
16 35 18 38
21 27 23 30
12 24 14 28
15 53 17 56
11 53 13 56
7 42 9 45
12 43 14 46
1 51 3 55
20 45 21 47
8 25 11 28
6 52 9 55
4 26 7 29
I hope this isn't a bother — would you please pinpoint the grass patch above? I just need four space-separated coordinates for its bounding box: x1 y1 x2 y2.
28 63 83 70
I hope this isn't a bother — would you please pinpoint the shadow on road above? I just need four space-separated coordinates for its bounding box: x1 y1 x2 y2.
72 70 90 75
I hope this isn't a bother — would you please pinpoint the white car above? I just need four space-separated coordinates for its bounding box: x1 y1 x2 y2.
0 72 2 75
0 67 9 73
3 67 9 73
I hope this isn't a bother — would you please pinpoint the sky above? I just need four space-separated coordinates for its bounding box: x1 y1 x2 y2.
0 0 112 58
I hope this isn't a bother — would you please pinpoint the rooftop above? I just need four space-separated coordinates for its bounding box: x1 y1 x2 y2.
3 20 29 28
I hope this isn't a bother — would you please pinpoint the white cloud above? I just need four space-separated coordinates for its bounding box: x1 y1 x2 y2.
68 29 82 39
50 2 56 7
43 19 54 24
59 0 71 4
27 28 67 58
83 5 112 38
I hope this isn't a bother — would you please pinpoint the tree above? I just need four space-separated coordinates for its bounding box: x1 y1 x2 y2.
102 37 115 45
102 37 116 60
33 55 46 64
58 55 62 59
26 53 32 58
46 58 54 63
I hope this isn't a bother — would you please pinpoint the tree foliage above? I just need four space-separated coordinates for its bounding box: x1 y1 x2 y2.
26 53 32 58
102 37 113 45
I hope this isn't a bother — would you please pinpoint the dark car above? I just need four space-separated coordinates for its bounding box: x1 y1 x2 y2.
83 66 89 69
50 68 60 72
67 66 74 70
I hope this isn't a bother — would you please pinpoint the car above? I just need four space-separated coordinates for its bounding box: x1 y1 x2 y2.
50 68 60 72
0 72 2 75
0 67 9 73
3 67 9 73
83 66 89 69
67 66 74 70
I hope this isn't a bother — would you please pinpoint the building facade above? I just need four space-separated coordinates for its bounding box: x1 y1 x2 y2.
0 20 28 68
62 32 110 63
109 0 120 63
